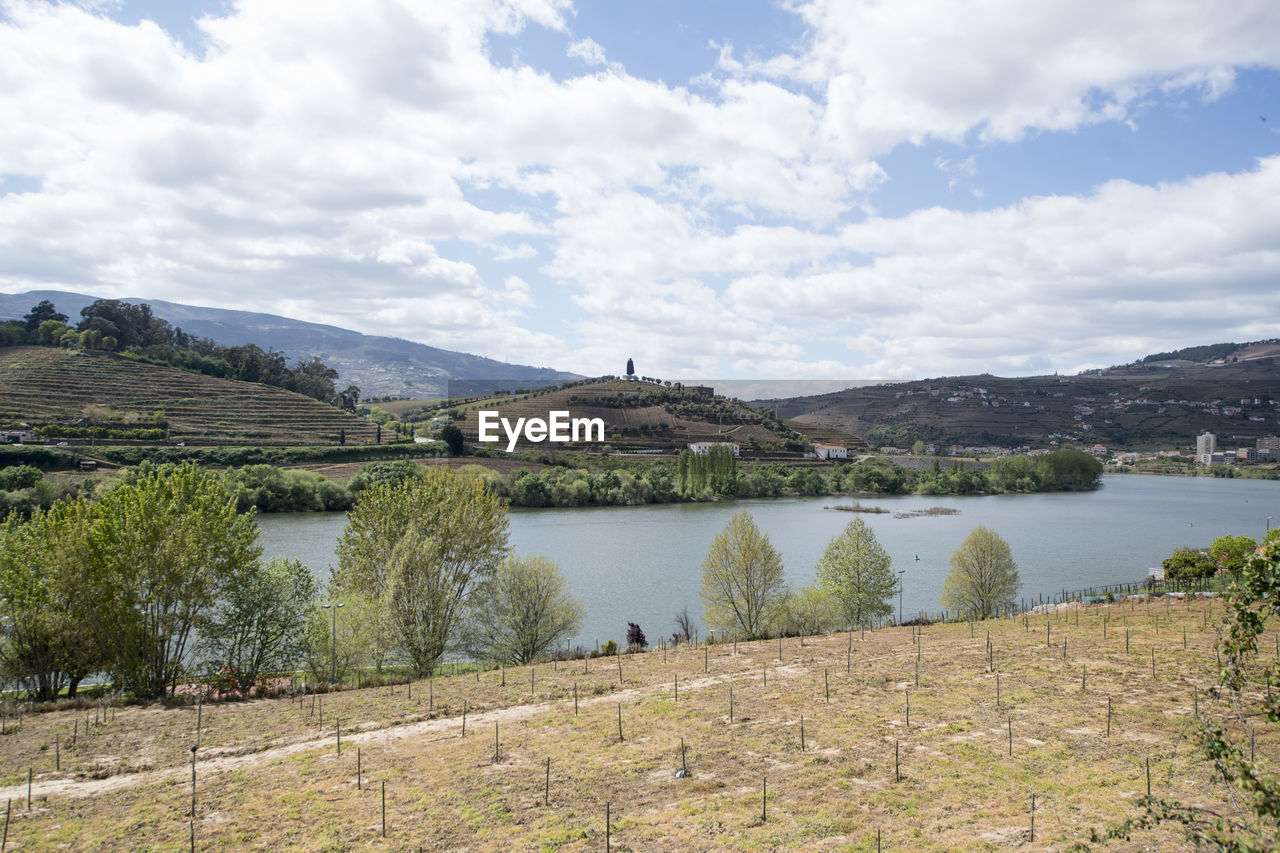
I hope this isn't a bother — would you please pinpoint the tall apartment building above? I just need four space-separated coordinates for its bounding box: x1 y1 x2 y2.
1197 432 1217 465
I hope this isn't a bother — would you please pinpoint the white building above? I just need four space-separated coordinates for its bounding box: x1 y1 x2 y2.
688 441 740 456
1196 432 1217 465
812 444 848 460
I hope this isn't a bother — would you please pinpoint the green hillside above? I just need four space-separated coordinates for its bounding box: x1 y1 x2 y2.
0 346 380 446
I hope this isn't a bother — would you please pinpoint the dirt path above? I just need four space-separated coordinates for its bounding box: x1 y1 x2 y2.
0 669 752 803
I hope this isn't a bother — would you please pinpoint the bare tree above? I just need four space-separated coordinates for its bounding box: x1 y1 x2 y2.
673 606 696 645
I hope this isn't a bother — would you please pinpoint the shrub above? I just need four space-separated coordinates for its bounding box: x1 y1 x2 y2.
625 622 647 651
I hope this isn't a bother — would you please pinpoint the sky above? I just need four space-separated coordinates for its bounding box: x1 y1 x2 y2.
1 0 1279 380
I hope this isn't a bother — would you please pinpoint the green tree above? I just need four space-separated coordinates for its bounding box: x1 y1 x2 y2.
23 299 67 331
1209 534 1257 575
1036 448 1103 490
940 526 1020 619
440 424 465 456
1162 546 1216 581
779 585 839 637
461 554 584 664
77 463 261 698
0 501 104 701
200 557 317 694
816 517 896 629
700 510 788 639
335 469 509 677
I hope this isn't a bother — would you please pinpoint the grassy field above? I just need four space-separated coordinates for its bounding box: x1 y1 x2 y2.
0 597 1271 851
0 346 379 446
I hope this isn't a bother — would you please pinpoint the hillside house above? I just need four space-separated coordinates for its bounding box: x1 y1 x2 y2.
812 444 847 460
688 441 739 456
1 429 35 443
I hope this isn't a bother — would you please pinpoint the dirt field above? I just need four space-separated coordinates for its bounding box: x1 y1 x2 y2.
0 597 1271 851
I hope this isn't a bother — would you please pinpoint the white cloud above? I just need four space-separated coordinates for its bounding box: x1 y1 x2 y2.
1 0 1279 379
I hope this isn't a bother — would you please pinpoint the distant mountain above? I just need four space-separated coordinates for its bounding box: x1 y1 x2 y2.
760 343 1280 451
0 290 580 399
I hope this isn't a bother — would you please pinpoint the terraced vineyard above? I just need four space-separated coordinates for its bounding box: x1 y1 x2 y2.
444 379 864 454
0 346 379 445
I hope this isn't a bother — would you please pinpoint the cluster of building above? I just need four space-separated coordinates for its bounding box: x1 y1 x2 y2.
1195 432 1280 466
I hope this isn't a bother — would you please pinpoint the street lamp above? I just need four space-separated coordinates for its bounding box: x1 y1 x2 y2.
1268 516 1273 533
322 602 344 684
897 570 906 626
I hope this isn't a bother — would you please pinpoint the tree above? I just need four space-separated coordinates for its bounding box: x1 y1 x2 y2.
0 500 104 701
1209 534 1257 575
200 557 317 694
816 518 896 629
23 299 67 331
335 469 509 677
338 385 361 412
459 554 583 665
76 463 262 698
626 622 647 650
700 510 788 639
1162 546 1216 581
779 585 839 638
440 424 465 456
626 357 634 376
672 606 696 644
940 526 1019 619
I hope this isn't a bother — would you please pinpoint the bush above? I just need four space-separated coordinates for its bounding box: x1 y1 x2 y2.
0 464 43 491
600 639 618 657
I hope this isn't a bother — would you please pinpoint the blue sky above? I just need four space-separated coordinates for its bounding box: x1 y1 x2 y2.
2 0 1279 380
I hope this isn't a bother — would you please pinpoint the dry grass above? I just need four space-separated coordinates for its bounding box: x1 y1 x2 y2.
0 597 1272 851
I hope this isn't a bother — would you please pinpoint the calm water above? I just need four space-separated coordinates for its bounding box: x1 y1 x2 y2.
258 475 1279 649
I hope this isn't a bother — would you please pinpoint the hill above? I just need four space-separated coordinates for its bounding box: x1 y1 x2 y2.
414 378 866 457
763 343 1280 450
0 290 580 398
0 346 381 446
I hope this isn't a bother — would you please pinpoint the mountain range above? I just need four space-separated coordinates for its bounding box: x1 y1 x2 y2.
0 290 579 399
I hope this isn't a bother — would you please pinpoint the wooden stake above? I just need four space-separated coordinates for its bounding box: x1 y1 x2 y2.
617 703 623 741
825 668 830 703
1146 757 1151 798
381 781 386 837
761 776 767 822
894 739 900 782
1008 716 1012 756
544 757 550 806
494 722 499 764
1107 696 1112 737
1030 793 1036 842
357 747 361 790
606 801 612 850
800 715 805 751
462 700 467 737
574 682 578 715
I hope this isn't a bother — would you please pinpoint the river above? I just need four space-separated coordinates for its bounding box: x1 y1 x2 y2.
257 474 1279 649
